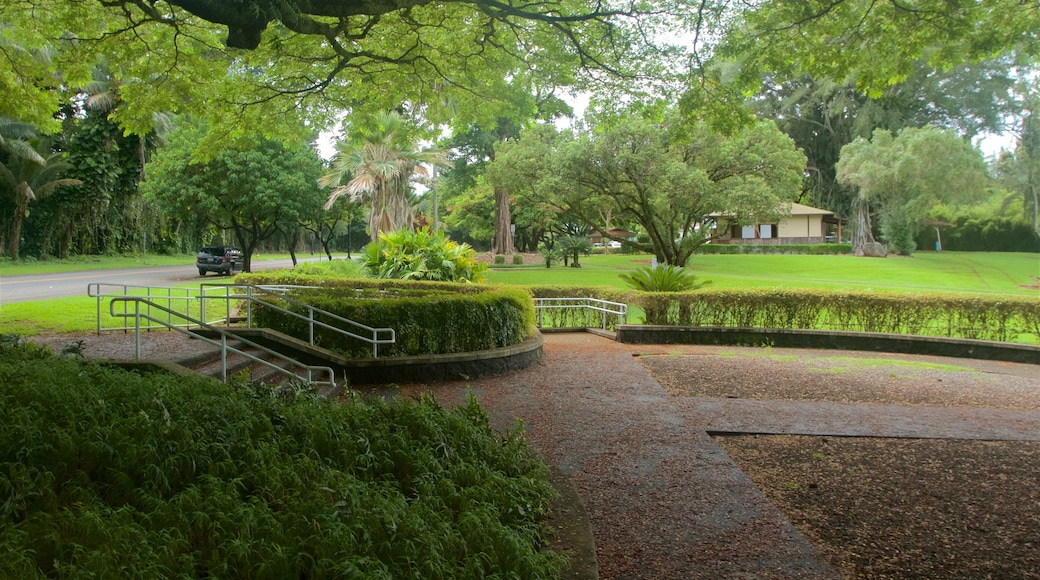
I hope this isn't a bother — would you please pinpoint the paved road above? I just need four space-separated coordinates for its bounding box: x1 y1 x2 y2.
0 257 324 305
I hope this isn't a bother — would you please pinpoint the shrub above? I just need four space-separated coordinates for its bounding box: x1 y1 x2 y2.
361 228 488 283
495 254 506 264
512 253 525 265
291 258 365 278
695 243 853 255
619 265 711 292
630 288 1040 342
0 343 563 578
253 285 535 357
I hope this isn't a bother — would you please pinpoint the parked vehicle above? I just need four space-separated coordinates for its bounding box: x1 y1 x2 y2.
196 245 242 276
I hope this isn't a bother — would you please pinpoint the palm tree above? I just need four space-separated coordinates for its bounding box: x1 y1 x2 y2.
320 112 446 241
0 133 81 259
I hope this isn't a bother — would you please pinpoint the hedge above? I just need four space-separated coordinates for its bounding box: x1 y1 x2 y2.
632 288 1040 343
524 285 630 330
0 340 563 578
250 283 535 357
694 243 852 255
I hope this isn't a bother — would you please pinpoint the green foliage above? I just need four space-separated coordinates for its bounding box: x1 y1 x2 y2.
495 254 506 265
361 227 489 283
695 243 853 255
619 265 711 292
512 253 525 265
837 126 990 255
290 258 365 278
251 283 534 357
561 114 807 266
524 285 631 330
0 343 563 578
142 119 325 271
918 199 1040 253
632 288 1040 343
321 112 446 241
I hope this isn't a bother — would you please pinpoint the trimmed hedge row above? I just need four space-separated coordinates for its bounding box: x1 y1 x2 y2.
633 289 1040 343
0 341 562 578
251 284 535 357
695 243 852 255
525 285 630 330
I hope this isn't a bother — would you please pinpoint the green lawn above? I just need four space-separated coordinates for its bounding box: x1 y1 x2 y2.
0 252 340 276
488 251 1040 296
0 254 195 276
2 250 1036 337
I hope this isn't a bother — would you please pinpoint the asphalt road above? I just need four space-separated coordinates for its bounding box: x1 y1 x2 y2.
0 257 319 305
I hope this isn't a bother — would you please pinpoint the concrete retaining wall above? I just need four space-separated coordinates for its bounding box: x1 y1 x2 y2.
615 325 1040 365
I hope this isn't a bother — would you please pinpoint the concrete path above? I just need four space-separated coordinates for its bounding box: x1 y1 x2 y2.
395 332 1040 579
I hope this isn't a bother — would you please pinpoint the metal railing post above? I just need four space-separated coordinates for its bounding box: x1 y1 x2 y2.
134 301 141 359
199 285 207 325
221 334 228 382
309 307 315 345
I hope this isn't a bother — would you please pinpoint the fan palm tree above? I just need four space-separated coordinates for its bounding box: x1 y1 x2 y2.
320 112 446 241
0 134 81 258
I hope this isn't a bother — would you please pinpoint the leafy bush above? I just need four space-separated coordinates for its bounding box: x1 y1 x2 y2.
525 285 631 330
695 243 853 255
632 288 1040 343
512 253 525 265
253 285 535 357
0 343 563 578
361 228 488 283
619 265 710 292
495 254 506 264
290 258 365 278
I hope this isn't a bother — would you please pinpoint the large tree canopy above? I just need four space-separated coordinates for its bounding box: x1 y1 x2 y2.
142 120 325 270
485 114 806 266
3 0 1036 141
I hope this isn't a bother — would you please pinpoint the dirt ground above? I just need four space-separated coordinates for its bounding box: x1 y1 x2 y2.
639 350 1040 579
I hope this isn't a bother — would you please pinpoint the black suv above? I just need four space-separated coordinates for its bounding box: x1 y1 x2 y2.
196 245 242 276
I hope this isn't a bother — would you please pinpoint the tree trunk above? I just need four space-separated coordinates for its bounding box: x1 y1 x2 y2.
492 187 513 255
7 183 30 259
851 198 886 257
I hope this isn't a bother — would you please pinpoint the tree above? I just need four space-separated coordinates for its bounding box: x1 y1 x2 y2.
302 196 363 261
320 112 446 242
2 0 653 141
722 0 1039 98
484 124 575 255
836 126 990 255
143 121 324 271
561 114 806 266
0 132 81 259
753 58 1017 224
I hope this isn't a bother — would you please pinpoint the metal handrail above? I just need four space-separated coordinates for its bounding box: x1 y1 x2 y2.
199 284 396 357
109 297 335 387
534 297 628 330
88 282 223 333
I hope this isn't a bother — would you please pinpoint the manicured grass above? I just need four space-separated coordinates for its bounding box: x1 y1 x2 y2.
0 284 226 336
0 254 194 276
488 251 1039 296
3 251 1036 338
0 252 345 276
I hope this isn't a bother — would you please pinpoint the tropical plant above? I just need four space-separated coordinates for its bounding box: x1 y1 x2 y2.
557 235 593 268
0 133 81 259
0 342 563 577
619 265 711 292
538 243 561 268
361 227 488 283
321 112 446 241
